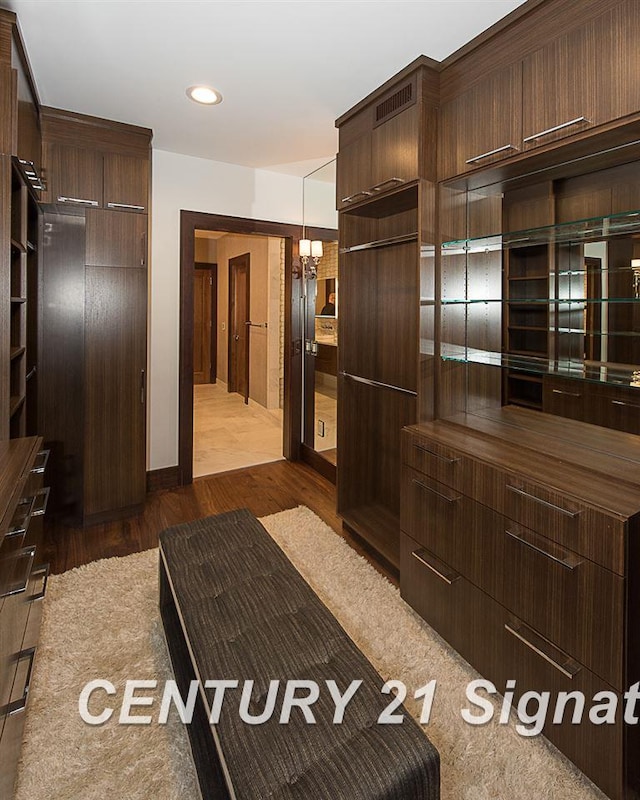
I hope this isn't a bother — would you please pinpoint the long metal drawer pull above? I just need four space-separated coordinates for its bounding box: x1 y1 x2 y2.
340 372 417 397
552 389 581 398
31 449 50 474
506 485 581 518
465 144 518 164
340 190 374 204
505 529 582 570
504 623 581 679
30 563 50 602
413 443 460 464
412 549 460 585
31 487 50 517
2 547 36 597
611 399 640 408
412 479 461 504
57 196 99 206
369 177 404 192
523 116 589 143
8 495 36 537
2 647 36 716
107 202 145 211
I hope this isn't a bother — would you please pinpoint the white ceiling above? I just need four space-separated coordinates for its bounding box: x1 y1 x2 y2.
8 0 527 175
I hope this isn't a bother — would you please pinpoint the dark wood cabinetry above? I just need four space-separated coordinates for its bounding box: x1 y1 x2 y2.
336 62 437 210
0 437 49 800
45 144 148 212
38 110 151 525
438 63 522 178
401 418 640 800
86 208 147 268
84 267 146 518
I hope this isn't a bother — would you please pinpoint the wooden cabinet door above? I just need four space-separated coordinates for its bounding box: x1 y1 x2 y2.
336 133 371 209
46 144 103 207
603 1 640 123
103 153 148 212
84 267 146 518
85 208 147 268
438 64 522 179
371 103 419 189
522 19 601 151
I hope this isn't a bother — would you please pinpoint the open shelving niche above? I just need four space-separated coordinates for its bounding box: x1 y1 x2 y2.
439 210 640 424
9 158 41 438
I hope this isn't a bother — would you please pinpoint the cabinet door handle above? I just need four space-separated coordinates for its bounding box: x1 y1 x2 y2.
506 485 581 518
504 622 581 679
505 529 582 570
340 190 374 204
140 231 147 267
31 449 50 474
412 478 461 504
411 548 460 585
107 202 145 212
140 370 146 404
8 495 36 537
30 563 50 602
551 389 581 398
611 399 640 409
1 647 36 716
465 144 518 164
2 546 36 597
523 116 590 143
57 196 99 206
31 487 50 517
369 177 404 192
413 443 460 464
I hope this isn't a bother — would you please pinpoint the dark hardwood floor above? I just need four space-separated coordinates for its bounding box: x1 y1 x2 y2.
43 460 397 585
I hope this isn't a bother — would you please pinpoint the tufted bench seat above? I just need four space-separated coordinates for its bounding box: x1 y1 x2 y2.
159 508 440 800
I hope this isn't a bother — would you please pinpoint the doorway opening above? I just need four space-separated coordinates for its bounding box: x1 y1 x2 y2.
190 227 287 479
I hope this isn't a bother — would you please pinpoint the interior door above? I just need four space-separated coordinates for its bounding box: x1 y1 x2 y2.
228 253 250 403
194 267 212 384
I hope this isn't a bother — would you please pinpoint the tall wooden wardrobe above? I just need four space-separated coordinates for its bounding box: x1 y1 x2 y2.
38 109 151 526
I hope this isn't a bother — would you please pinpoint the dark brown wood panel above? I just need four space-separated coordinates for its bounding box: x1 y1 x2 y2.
371 103 419 187
85 208 147 268
84 267 146 518
40 106 151 158
193 268 212 385
103 152 148 211
44 143 103 206
438 63 523 180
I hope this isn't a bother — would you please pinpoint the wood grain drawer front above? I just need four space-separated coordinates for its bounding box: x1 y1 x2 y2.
47 144 103 208
495 617 624 800
401 468 463 570
103 153 148 212
400 531 502 681
476 469 625 576
500 521 624 690
402 431 467 490
0 647 36 800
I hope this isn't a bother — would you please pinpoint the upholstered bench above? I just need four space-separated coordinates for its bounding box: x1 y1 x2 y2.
159 508 440 800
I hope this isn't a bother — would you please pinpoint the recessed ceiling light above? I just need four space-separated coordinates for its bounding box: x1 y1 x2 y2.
186 85 223 105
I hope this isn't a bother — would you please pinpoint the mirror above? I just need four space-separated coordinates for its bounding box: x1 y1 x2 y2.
302 160 339 465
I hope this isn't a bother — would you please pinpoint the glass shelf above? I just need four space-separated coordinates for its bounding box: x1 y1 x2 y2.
442 297 640 304
440 347 640 388
442 208 640 254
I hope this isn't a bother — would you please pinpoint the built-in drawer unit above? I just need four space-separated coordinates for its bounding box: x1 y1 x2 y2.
0 438 49 800
401 419 640 800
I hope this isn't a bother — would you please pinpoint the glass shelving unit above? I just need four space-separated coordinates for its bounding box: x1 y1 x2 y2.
439 208 640 428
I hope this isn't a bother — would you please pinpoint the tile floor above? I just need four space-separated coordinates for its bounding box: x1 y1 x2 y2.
193 382 284 478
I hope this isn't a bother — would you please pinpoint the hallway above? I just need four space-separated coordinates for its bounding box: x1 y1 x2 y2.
193 383 283 477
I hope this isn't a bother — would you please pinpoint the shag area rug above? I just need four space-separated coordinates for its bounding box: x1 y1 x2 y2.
15 506 606 800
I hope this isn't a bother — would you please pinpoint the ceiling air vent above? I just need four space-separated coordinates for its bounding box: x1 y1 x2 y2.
374 81 414 126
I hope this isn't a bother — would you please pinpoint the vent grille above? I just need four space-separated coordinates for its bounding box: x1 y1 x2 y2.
375 83 413 123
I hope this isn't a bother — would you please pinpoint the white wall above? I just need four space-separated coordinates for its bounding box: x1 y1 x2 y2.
150 149 303 470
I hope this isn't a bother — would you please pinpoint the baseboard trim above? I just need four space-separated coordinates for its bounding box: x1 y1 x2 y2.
147 466 181 492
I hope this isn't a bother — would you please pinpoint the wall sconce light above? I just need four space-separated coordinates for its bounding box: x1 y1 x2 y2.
632 259 640 299
298 239 323 279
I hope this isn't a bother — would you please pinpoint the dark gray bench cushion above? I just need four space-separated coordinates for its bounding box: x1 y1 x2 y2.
160 508 440 800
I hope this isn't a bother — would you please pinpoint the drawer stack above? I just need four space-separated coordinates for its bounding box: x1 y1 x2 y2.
401 423 640 800
0 438 49 799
